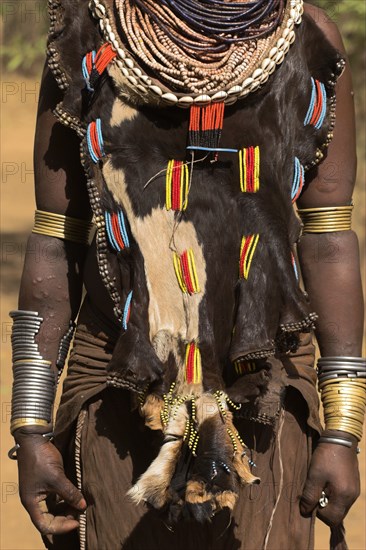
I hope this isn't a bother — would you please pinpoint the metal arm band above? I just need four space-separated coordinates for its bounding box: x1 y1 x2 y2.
318 436 353 448
32 210 94 245
8 432 54 460
297 205 353 233
9 310 56 434
317 356 366 441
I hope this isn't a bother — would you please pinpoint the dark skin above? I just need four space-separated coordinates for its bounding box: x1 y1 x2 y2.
13 3 363 538
297 3 363 529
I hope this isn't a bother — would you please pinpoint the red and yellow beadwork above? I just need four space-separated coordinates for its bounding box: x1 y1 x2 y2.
239 146 260 192
173 249 200 295
234 360 257 375
185 342 202 384
239 234 260 279
166 160 189 211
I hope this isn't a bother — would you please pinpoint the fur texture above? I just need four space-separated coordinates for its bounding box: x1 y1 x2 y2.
49 1 345 521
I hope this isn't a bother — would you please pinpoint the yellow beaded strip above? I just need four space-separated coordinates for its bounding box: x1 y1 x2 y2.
239 234 260 279
297 205 353 233
234 360 257 375
160 382 200 454
319 378 366 441
226 426 246 453
239 146 260 192
166 160 189 211
173 249 200 294
184 342 202 384
32 210 94 245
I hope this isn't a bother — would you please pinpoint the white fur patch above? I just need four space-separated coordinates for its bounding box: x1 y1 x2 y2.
109 97 138 127
127 403 188 507
102 160 207 359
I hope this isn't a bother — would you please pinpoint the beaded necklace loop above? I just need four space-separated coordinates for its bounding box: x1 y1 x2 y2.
89 0 304 105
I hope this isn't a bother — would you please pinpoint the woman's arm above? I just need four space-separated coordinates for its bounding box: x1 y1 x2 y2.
298 4 363 528
12 65 91 536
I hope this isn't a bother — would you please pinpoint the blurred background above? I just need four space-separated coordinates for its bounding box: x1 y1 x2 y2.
0 1 365 548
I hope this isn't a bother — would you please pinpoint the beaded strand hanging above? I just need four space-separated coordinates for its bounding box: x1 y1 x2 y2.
82 43 117 91
184 342 202 384
304 78 327 129
87 119 105 163
165 160 190 211
239 234 260 280
239 146 260 192
173 249 200 295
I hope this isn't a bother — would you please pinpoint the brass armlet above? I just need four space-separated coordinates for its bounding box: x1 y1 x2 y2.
297 205 353 234
317 356 366 441
10 418 50 435
32 210 94 245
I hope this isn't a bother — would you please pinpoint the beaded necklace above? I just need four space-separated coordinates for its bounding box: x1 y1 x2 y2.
89 0 303 106
134 0 284 45
116 0 289 95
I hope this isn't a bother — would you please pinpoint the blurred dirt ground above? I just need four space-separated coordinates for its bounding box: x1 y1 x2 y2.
1 76 365 550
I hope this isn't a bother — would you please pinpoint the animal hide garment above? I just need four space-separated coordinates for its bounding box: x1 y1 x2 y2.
47 0 344 522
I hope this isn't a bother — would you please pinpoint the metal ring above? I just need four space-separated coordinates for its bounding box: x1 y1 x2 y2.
318 490 329 508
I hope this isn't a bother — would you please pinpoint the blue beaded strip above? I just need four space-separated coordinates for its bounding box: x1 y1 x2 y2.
292 253 299 281
304 78 327 129
316 82 327 130
291 157 305 202
186 145 239 153
82 51 96 92
118 211 130 247
122 290 133 330
87 119 105 163
304 78 316 126
105 212 118 251
105 211 130 252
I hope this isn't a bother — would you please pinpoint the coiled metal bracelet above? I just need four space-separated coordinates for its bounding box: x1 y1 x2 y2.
317 356 366 441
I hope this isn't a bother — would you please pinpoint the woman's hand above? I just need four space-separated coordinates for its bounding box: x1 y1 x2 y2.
300 431 360 527
15 432 87 536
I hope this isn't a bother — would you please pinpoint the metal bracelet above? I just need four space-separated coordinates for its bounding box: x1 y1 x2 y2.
10 310 56 434
318 356 366 372
318 436 353 448
8 432 54 460
32 209 94 245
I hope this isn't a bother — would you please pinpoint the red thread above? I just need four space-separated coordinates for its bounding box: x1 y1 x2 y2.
181 251 195 294
90 122 102 159
172 161 181 210
126 305 131 325
112 213 125 249
86 52 94 74
186 343 195 383
292 168 304 203
239 236 253 276
247 147 254 192
189 103 225 133
189 106 199 132
95 43 117 75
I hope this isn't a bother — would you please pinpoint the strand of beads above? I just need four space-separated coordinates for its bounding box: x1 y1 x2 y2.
239 234 260 280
